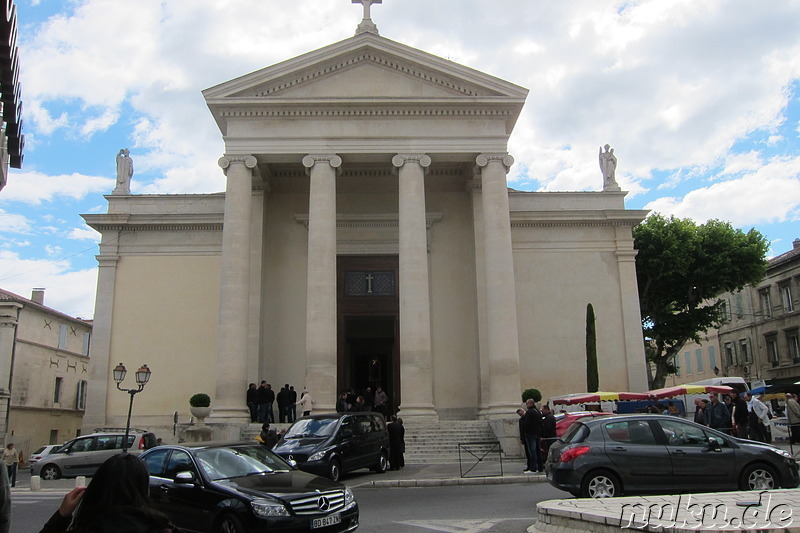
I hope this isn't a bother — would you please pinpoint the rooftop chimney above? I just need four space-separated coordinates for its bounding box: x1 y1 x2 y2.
31 288 45 305
794 238 800 250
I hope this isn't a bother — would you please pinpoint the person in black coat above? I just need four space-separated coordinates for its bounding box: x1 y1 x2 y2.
246 383 259 423
516 409 530 468
387 415 405 470
541 405 557 455
522 399 544 473
277 385 291 423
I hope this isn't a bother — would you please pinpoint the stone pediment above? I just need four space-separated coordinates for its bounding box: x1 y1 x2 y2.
204 32 527 106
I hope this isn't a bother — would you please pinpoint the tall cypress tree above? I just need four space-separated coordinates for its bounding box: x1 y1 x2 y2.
586 303 599 392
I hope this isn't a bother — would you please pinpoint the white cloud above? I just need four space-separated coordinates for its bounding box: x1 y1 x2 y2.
0 171 114 204
67 227 101 242
644 155 800 227
0 250 98 318
79 108 121 137
0 209 32 233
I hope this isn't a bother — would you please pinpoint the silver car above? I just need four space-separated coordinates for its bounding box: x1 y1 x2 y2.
28 444 61 466
31 431 157 480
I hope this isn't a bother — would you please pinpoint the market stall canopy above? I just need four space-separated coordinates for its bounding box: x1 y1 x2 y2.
551 391 651 406
648 384 733 399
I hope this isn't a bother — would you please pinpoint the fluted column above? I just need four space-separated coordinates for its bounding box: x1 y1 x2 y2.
210 155 258 422
476 153 522 416
303 154 342 412
393 154 438 420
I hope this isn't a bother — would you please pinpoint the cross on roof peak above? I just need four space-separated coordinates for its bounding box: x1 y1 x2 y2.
352 0 382 35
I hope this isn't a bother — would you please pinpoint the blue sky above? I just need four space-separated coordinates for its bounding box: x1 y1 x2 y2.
1 0 799 318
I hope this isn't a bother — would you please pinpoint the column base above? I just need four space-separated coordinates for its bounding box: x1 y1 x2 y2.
397 404 439 422
207 407 250 424
482 403 521 419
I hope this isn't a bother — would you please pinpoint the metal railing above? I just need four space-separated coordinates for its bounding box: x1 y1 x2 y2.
457 440 503 478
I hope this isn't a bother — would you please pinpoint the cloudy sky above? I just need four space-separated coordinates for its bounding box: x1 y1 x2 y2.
1 0 799 318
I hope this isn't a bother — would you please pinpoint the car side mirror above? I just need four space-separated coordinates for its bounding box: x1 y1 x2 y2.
287 458 297 468
341 428 354 439
706 437 722 452
174 471 197 484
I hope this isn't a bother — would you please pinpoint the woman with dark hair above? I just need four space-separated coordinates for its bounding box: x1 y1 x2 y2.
39 453 178 533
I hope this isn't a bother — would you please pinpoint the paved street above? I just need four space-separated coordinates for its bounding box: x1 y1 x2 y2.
10 481 565 533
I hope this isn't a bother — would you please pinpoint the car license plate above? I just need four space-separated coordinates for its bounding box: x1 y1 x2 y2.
312 513 341 529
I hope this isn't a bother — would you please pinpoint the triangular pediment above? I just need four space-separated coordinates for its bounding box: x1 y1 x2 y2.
204 33 528 102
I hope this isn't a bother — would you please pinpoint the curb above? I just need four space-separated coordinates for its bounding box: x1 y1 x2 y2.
350 473 547 488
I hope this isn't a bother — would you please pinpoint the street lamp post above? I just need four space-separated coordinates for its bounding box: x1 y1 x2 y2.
112 362 152 452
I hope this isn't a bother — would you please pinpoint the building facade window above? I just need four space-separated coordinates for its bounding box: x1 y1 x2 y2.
695 349 704 372
735 293 745 318
54 377 63 404
709 345 717 372
780 283 794 313
76 380 88 410
739 339 752 363
684 351 692 374
788 330 800 364
760 289 773 319
673 354 681 376
766 335 780 367
719 300 731 322
58 324 68 349
82 332 91 356
724 342 736 367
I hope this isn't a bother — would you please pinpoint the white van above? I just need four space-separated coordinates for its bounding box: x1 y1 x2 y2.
683 377 749 419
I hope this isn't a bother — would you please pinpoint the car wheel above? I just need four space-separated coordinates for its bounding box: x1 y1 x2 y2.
328 458 341 482
581 470 621 498
40 465 61 481
372 451 388 473
217 513 245 533
740 463 778 491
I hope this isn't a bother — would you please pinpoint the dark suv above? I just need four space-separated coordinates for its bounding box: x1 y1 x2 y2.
272 412 390 481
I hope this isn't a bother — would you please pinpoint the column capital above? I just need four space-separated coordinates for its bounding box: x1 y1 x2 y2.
218 155 258 176
476 153 515 173
302 154 342 176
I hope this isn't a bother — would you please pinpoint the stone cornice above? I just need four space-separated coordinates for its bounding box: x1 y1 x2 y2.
84 213 224 232
214 103 516 120
510 210 648 228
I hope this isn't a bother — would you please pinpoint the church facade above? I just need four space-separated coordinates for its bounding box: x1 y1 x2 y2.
82 19 648 439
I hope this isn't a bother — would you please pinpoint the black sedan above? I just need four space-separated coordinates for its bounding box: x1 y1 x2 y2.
140 443 358 532
546 414 800 498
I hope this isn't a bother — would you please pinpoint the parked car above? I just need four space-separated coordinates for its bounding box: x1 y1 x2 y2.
554 411 613 437
31 430 157 480
140 442 359 533
28 444 61 466
272 412 390 482
546 414 800 498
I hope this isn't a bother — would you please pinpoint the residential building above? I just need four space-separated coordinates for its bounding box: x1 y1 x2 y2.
718 239 800 386
0 288 92 459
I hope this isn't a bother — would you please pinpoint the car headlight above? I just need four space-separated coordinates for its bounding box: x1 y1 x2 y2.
770 448 793 460
344 487 356 509
251 498 289 517
308 450 328 462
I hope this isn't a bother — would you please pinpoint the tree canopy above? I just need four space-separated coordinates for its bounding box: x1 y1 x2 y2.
633 214 769 389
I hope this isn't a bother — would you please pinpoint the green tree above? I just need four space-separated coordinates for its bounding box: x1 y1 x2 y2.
633 214 768 389
586 303 599 393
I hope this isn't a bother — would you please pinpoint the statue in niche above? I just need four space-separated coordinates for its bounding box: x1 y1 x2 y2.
599 144 620 191
113 148 134 194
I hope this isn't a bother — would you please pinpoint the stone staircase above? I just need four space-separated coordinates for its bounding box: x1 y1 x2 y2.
403 420 502 464
241 419 505 465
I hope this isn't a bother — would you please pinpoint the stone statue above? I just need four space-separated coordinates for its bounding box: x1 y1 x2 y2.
113 148 134 195
599 144 620 191
352 0 382 35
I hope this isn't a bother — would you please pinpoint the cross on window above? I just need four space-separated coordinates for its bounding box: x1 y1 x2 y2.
365 273 374 294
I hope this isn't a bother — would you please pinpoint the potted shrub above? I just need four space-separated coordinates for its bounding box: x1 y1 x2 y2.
189 393 212 426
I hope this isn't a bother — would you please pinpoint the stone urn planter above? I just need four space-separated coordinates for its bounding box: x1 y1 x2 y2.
190 406 211 426
189 393 212 427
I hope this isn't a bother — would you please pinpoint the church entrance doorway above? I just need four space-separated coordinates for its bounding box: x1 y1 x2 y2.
337 256 400 413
